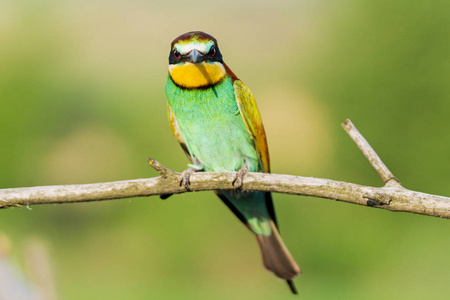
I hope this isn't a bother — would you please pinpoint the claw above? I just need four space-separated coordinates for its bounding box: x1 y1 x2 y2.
180 168 197 191
232 163 248 191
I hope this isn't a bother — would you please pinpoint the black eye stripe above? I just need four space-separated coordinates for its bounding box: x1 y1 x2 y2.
168 44 223 65
169 48 182 64
209 46 216 56
209 46 222 63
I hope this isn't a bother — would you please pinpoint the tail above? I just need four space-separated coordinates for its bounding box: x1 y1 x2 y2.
256 221 301 294
217 190 300 293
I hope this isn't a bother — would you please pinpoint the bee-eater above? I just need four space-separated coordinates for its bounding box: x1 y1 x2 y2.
164 31 301 293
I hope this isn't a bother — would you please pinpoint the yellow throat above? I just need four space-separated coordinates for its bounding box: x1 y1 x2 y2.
168 62 226 88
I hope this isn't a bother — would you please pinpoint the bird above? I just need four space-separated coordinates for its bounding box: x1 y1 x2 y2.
164 31 301 294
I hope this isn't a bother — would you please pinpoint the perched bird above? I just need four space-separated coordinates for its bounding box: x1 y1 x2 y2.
164 31 301 293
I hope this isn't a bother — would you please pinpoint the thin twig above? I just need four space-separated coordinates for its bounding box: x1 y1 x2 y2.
342 119 400 186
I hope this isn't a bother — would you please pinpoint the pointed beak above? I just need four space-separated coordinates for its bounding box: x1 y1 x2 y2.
186 49 204 63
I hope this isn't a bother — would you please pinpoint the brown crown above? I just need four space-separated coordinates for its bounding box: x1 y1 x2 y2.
170 31 218 48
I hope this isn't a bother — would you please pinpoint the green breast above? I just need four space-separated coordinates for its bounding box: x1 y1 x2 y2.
165 75 259 172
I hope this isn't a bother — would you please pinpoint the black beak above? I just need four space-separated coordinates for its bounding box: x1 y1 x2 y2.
186 49 204 63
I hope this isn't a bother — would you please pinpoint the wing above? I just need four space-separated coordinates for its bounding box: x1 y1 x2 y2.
168 104 193 163
233 80 270 173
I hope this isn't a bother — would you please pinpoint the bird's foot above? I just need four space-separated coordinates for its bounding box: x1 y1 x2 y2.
180 168 198 191
232 163 248 191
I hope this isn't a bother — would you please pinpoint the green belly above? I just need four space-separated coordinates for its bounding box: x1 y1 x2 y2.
165 75 259 172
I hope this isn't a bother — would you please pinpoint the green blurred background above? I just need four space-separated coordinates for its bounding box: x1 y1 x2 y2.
1 0 449 299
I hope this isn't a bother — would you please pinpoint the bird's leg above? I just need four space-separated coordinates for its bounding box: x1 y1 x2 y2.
180 168 197 191
232 162 248 191
180 164 203 191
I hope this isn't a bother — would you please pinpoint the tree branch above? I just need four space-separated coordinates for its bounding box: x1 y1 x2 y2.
1 120 449 219
341 119 400 186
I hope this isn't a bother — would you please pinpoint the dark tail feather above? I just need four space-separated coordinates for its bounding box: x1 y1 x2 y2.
255 221 301 294
287 280 298 295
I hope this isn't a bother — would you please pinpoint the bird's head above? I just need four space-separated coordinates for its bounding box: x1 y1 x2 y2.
168 31 226 89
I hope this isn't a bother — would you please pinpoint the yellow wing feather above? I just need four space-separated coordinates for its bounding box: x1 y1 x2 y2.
168 104 194 163
233 80 270 173
168 104 185 145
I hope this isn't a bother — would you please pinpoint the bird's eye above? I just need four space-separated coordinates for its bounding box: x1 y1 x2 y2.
209 47 216 56
173 50 181 59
